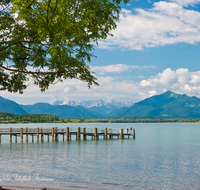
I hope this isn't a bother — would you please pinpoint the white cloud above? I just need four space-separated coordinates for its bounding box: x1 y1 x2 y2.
3 66 200 103
139 68 200 97
62 97 70 105
149 90 157 97
190 71 200 83
98 1 200 50
141 68 178 87
63 85 77 93
176 68 190 83
92 64 155 74
180 84 200 93
49 98 57 105
138 90 157 99
157 68 177 85
170 0 200 6
140 80 154 87
140 68 184 87
0 75 143 102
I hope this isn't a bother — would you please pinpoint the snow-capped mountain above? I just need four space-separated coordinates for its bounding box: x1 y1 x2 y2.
52 99 134 108
52 99 134 116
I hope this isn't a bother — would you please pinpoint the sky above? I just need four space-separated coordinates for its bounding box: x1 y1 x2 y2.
2 0 200 105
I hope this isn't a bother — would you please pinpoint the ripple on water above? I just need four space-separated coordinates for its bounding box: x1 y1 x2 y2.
0 123 200 190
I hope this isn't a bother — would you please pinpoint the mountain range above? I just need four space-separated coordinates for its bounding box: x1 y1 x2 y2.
1 91 200 118
20 103 100 118
52 99 134 116
53 99 133 108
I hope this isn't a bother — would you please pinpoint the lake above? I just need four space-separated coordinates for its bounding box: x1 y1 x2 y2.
0 123 200 190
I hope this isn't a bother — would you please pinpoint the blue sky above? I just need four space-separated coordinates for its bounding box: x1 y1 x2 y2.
2 0 200 105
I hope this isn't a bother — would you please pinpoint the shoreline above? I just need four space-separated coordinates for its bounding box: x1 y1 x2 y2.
1 113 200 124
1 120 200 124
0 183 122 190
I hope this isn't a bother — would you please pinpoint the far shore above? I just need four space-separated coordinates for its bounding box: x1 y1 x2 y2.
1 117 200 124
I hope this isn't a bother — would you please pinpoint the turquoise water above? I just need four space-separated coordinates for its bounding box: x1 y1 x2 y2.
0 123 200 190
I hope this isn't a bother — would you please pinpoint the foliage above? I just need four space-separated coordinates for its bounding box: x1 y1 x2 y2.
74 118 200 123
0 0 129 93
0 112 61 123
0 112 200 123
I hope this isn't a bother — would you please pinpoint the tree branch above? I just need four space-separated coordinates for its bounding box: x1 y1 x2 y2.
0 65 79 77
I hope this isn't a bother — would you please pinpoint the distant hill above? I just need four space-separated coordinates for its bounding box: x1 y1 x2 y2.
0 96 27 115
87 104 118 116
118 91 200 118
107 107 129 117
21 103 102 118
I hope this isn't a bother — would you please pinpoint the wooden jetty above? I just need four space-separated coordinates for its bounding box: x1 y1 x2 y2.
0 127 135 143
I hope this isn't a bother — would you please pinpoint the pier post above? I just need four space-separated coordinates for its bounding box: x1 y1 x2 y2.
15 135 17 143
55 127 58 141
96 128 98 140
132 129 135 139
37 128 39 142
52 127 54 141
41 127 43 142
48 135 49 142
32 134 34 142
56 131 58 141
93 128 95 140
26 127 28 142
105 128 107 140
120 129 124 139
94 128 98 140
108 129 112 139
77 127 81 140
21 128 23 143
66 127 69 141
83 128 86 140
10 127 12 143
0 134 1 143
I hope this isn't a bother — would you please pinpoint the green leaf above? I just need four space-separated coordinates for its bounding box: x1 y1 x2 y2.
0 0 129 93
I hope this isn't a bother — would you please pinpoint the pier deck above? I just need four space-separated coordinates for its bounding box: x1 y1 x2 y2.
0 127 135 143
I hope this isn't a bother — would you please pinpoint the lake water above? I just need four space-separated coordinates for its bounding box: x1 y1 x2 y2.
0 123 200 190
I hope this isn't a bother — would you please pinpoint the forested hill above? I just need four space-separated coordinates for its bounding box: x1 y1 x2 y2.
118 91 200 118
0 96 27 115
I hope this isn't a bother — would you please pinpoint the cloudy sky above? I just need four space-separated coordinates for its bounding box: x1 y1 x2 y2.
2 0 200 105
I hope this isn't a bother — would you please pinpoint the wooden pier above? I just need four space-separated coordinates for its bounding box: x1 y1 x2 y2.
0 127 135 143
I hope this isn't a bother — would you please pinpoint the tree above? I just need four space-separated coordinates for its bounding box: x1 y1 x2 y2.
0 0 129 93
